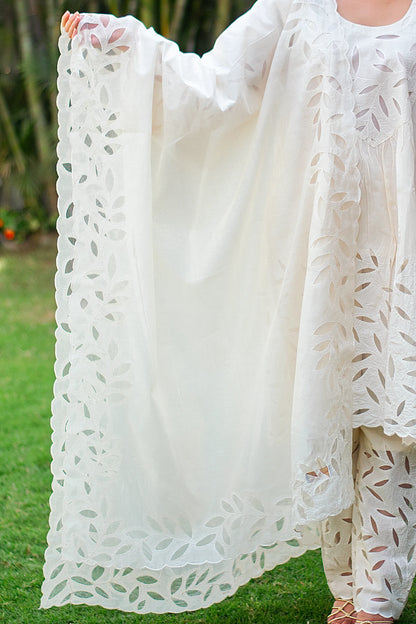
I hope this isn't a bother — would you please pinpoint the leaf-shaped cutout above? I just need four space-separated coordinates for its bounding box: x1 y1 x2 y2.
397 283 412 294
221 500 234 513
334 155 345 171
173 598 188 607
366 387 380 404
372 114 380 131
171 544 189 561
395 562 403 582
399 508 409 524
356 108 370 119
306 75 323 90
405 456 410 474
156 538 173 550
72 576 93 585
399 259 409 272
379 95 389 116
196 533 216 547
369 545 388 552
397 400 406 416
372 560 385 571
129 586 140 603
367 487 383 501
74 591 93 598
51 564 65 580
80 22 98 30
389 356 395 378
357 316 375 323
109 28 126 43
80 509 97 518
360 85 377 95
137 576 157 584
196 569 210 585
171 578 182 594
352 46 359 72
186 571 197 588
111 583 127 593
363 467 374 479
400 332 416 347
370 516 379 534
92 566 105 581
205 516 224 527
374 64 393 72
215 541 225 556
48 580 68 599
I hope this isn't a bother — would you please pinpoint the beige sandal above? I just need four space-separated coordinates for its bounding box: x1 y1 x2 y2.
328 599 356 623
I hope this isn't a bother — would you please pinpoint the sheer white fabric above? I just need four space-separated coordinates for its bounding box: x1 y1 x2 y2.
42 0 416 614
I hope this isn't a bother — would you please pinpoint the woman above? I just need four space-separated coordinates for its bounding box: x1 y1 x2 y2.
42 2 416 622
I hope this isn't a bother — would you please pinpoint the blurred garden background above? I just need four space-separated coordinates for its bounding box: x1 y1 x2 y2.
1 0 416 622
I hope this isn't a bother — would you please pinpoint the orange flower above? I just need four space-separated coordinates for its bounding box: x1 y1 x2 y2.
0 219 3 228
4 228 15 240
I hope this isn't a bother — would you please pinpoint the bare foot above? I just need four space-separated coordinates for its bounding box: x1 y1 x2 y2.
355 611 393 623
328 599 356 624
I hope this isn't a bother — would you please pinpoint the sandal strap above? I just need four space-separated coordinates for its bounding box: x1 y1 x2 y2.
328 600 356 623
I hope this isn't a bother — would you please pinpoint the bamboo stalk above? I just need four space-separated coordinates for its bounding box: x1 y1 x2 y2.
45 0 59 131
215 0 231 38
160 0 170 37
0 85 25 174
170 0 187 41
127 0 140 15
15 0 56 214
139 0 154 27
107 0 120 14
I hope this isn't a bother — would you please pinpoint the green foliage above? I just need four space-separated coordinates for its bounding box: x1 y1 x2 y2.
0 0 253 239
1 243 416 622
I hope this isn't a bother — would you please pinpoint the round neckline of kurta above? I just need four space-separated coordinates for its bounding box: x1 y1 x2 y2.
334 0 415 31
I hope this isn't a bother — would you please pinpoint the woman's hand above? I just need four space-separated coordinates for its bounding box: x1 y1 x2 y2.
61 11 81 38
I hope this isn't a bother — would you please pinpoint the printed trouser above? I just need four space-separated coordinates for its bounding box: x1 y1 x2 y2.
321 426 416 620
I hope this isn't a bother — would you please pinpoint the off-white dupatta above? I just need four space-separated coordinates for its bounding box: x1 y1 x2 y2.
42 0 361 613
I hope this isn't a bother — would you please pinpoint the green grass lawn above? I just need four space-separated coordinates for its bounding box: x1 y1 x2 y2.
0 240 416 624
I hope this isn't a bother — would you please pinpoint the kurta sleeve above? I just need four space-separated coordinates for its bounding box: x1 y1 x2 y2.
78 0 293 138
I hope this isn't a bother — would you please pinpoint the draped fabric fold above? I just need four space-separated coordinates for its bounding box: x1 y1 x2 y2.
41 0 414 613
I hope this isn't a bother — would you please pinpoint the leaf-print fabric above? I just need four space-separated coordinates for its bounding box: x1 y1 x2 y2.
42 0 416 615
321 427 416 620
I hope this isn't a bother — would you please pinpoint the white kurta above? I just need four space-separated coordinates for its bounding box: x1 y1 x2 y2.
42 0 416 614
